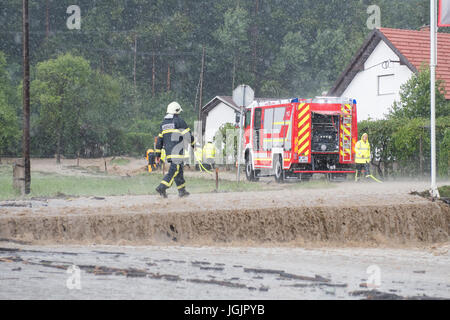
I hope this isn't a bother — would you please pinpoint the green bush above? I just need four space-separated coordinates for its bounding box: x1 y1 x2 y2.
438 128 450 177
123 132 155 157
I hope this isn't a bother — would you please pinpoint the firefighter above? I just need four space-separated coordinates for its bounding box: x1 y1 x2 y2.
355 133 371 181
155 101 195 198
146 149 156 172
203 140 216 170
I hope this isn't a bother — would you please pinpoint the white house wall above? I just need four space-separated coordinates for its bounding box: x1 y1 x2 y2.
204 102 236 142
341 40 414 121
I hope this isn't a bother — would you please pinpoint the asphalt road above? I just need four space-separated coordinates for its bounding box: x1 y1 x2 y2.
0 243 448 300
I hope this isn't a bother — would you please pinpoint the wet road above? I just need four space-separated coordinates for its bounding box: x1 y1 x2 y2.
0 243 449 300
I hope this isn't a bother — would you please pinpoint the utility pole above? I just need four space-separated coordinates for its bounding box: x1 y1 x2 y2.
198 45 205 147
430 0 439 198
133 33 137 93
152 53 155 96
45 0 49 40
22 0 31 194
167 64 171 91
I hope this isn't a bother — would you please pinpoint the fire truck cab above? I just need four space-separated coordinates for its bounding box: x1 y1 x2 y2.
243 97 357 182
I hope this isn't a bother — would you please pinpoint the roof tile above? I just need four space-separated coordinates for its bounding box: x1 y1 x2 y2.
379 28 450 98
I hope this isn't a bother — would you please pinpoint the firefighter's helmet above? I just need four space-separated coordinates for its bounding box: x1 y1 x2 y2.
167 101 183 114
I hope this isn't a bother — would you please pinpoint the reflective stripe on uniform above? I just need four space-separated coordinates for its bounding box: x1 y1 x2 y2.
167 155 186 159
177 183 186 190
161 164 180 187
169 165 180 187
161 180 170 187
161 129 181 135
161 128 191 136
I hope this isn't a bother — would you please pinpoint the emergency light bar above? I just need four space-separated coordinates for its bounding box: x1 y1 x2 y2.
312 97 354 104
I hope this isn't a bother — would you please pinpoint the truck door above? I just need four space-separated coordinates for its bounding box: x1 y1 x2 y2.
244 109 251 145
254 108 262 151
263 108 274 151
272 107 285 149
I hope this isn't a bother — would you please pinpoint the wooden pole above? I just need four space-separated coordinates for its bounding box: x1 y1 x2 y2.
167 64 171 91
133 33 137 92
152 53 155 96
45 0 49 40
22 0 31 194
198 45 205 147
215 167 219 192
419 132 423 177
253 0 259 87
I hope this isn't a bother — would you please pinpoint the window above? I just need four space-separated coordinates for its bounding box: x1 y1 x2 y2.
254 108 262 150
263 108 274 150
245 110 251 128
378 74 396 96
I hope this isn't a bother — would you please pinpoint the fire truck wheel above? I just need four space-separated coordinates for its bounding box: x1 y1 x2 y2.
274 156 284 183
245 155 259 182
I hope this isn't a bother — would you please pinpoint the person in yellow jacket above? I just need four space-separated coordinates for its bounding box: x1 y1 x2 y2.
203 141 216 170
194 147 203 170
355 133 371 181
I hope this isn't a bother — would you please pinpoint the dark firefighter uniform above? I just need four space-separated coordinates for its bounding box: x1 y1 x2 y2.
155 109 194 198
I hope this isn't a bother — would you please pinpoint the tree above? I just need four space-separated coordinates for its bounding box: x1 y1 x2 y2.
214 6 252 91
0 51 19 156
439 128 450 177
31 53 91 162
389 67 449 119
261 31 308 97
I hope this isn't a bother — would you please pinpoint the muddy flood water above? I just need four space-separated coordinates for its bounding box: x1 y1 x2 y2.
0 243 449 300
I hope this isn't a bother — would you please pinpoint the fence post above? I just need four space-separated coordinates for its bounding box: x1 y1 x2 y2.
215 167 219 192
13 158 25 195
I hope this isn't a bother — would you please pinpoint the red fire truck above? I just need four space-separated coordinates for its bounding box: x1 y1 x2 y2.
243 97 357 182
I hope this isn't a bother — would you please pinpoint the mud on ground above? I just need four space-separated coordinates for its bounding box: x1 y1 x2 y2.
0 156 244 180
0 176 449 247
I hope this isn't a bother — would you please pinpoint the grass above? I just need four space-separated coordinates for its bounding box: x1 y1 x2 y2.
439 185 450 198
0 164 335 201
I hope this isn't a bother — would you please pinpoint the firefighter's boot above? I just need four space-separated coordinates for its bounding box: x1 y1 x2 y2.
178 188 190 198
156 185 168 198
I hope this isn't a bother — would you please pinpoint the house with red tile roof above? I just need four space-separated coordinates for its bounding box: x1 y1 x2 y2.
328 27 450 121
201 96 240 143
